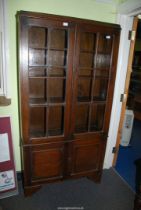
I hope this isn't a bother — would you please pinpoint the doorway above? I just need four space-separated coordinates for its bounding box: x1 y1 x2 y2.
114 18 141 191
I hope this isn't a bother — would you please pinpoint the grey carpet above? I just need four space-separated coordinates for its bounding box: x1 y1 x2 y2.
0 168 135 210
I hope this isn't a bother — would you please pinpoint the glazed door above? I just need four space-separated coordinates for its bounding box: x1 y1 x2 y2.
69 24 120 177
19 16 75 144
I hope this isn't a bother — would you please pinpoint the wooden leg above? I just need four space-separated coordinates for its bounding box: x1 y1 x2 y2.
87 171 102 183
24 185 41 196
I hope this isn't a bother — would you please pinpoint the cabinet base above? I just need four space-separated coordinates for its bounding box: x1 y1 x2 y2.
24 185 41 196
87 171 102 183
23 172 102 196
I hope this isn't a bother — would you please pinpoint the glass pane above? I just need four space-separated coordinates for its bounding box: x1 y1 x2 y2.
47 78 65 102
80 32 96 52
75 104 89 133
29 67 46 77
96 54 111 68
48 50 67 66
29 49 46 66
79 68 93 77
78 78 92 102
95 69 109 77
90 103 105 131
93 78 108 101
50 29 67 49
48 106 64 136
29 27 47 48
98 34 113 53
79 52 93 68
29 78 46 101
30 107 46 137
96 34 113 69
47 67 66 77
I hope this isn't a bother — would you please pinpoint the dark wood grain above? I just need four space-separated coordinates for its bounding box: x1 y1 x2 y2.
17 11 120 196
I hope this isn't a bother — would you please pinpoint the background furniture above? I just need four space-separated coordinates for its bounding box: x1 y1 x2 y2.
134 158 141 210
127 52 141 120
17 11 120 196
127 20 141 120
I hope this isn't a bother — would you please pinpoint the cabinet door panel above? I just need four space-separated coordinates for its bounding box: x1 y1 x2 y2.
19 16 75 143
72 144 100 173
71 25 117 136
30 143 65 181
69 139 105 177
32 149 63 179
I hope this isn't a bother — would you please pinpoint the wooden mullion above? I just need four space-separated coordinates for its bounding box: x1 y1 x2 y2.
45 27 49 136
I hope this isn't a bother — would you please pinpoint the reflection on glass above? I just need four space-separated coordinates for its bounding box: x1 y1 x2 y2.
96 34 113 69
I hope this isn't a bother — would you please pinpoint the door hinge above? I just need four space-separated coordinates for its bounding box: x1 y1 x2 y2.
112 147 117 154
128 30 136 41
120 93 127 102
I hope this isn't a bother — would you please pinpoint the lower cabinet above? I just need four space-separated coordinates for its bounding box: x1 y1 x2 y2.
22 138 105 195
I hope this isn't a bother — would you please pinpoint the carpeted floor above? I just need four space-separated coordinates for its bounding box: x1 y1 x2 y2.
115 119 141 191
0 169 134 210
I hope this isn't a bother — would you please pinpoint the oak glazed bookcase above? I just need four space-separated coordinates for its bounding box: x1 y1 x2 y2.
17 11 120 195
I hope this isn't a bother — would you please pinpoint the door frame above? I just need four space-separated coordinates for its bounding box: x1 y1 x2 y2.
103 0 141 168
